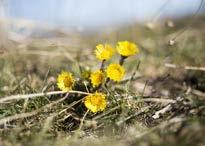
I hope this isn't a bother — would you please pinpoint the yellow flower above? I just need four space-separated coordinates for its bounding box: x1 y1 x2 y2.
95 44 114 60
57 71 75 91
90 70 104 87
116 41 139 57
106 63 125 81
84 92 107 113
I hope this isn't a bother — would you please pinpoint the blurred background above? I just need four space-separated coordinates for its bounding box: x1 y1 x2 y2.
4 0 205 27
0 0 205 38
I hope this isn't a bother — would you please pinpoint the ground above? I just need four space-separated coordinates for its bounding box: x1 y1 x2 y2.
0 16 205 146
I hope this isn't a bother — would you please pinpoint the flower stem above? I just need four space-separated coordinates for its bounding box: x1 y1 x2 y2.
119 55 127 65
100 60 106 71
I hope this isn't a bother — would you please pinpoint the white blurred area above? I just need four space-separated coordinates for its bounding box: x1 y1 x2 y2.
0 0 204 50
0 1 82 51
0 1 59 43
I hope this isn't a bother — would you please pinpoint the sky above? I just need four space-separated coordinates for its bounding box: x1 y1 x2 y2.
3 0 205 28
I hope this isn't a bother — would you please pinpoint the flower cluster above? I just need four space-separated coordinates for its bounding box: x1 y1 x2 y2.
92 40 139 84
57 41 139 113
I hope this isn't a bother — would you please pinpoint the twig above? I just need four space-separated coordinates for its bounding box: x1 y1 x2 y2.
165 63 205 71
152 104 172 119
0 90 89 103
142 98 176 104
191 88 205 98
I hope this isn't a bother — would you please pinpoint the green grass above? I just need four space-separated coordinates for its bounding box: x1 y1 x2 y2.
0 16 205 146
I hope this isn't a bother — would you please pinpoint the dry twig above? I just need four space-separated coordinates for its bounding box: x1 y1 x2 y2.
0 90 89 103
165 63 205 71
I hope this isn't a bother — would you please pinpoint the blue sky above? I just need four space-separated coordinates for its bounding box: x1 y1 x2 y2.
5 0 204 28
